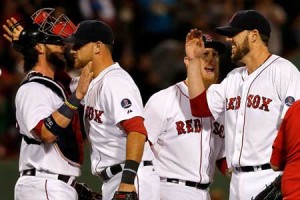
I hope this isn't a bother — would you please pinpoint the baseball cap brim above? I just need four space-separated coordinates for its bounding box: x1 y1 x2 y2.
215 26 243 37
205 41 226 54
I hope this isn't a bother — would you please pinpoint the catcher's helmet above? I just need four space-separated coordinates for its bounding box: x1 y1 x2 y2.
13 24 64 54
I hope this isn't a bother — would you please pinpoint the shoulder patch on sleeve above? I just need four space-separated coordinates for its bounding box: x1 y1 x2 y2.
285 96 295 107
121 98 132 108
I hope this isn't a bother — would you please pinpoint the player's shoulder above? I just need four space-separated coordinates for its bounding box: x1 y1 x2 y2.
145 83 178 105
271 55 298 72
18 81 51 94
226 66 245 78
103 63 134 83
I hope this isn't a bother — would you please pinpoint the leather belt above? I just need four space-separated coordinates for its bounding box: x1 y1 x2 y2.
99 160 153 182
234 163 271 172
21 169 76 186
161 178 210 190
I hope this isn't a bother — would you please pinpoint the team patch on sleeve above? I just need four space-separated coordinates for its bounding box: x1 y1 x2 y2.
285 96 295 106
121 98 132 108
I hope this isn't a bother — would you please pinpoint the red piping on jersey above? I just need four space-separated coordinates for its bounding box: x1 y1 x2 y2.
121 116 147 136
199 118 203 183
175 82 189 99
206 119 213 180
45 180 49 200
238 56 279 166
190 90 212 117
33 119 44 137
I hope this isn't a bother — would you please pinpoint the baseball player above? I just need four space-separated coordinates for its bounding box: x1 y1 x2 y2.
143 34 228 200
65 20 160 200
2 14 93 199
185 10 300 200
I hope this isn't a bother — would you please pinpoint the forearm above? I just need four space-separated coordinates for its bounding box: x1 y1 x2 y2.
40 92 82 143
126 132 146 162
187 58 206 99
118 132 146 192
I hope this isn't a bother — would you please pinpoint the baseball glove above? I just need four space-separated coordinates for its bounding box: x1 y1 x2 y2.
74 182 102 200
111 191 138 200
252 175 282 200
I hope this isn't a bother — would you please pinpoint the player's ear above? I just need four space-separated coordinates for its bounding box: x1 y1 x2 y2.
184 56 189 68
94 41 102 54
250 30 259 43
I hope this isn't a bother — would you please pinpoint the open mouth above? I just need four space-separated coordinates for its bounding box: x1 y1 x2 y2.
204 66 215 73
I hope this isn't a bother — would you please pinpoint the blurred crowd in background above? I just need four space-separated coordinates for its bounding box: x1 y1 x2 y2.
0 0 299 159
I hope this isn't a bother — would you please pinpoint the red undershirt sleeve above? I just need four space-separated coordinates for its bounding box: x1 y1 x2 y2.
32 119 44 137
120 116 147 136
216 157 228 175
190 90 212 117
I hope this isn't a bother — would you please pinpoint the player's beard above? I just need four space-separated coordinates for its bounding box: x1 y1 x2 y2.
46 51 66 70
231 37 250 63
202 72 219 89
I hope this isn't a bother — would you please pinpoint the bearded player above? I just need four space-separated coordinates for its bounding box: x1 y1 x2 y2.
185 10 300 200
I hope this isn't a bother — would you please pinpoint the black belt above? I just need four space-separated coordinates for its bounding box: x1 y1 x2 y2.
21 169 75 186
234 163 271 172
99 161 153 182
165 178 210 190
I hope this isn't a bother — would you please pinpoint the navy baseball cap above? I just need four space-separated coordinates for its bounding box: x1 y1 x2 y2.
64 20 114 45
203 34 226 54
215 10 271 37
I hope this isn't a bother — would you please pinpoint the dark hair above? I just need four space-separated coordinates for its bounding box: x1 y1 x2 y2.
23 50 39 72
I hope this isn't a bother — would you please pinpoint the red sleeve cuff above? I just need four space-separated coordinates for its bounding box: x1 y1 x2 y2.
33 119 44 137
190 90 212 117
120 116 147 136
216 157 228 175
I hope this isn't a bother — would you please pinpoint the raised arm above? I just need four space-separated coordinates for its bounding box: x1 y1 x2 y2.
185 29 206 99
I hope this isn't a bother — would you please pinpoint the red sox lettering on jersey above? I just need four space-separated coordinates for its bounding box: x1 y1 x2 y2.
175 119 224 138
226 95 272 111
206 55 300 169
144 81 225 186
85 106 104 123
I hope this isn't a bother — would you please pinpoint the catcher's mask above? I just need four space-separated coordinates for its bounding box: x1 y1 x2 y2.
12 8 76 54
31 8 76 38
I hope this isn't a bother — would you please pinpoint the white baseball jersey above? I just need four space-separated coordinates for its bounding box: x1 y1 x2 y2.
16 74 81 176
15 72 80 200
144 81 225 184
83 63 154 172
206 54 300 168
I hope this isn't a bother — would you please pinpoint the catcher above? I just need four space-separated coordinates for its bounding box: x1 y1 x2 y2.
2 8 101 200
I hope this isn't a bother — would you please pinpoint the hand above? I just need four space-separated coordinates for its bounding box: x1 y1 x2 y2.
226 168 233 179
75 62 93 100
2 17 23 42
185 29 205 60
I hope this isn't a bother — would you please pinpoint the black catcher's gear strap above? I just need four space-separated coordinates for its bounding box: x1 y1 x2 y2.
21 72 83 165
